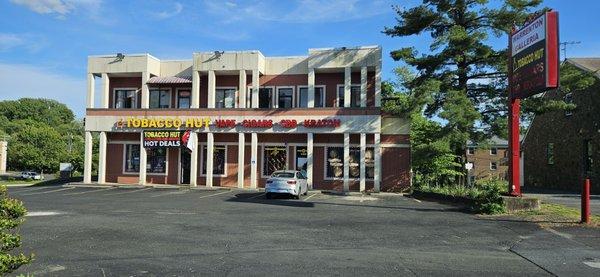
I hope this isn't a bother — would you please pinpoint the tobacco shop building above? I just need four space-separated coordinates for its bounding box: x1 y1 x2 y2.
83 46 411 192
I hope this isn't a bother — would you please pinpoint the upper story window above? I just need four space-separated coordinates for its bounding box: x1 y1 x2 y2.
490 162 498 170
337 85 361 107
297 86 325 108
467 147 475 155
248 87 273 108
149 89 171 109
177 90 191 109
114 89 137 109
216 88 236 108
276 87 294 108
490 148 498 155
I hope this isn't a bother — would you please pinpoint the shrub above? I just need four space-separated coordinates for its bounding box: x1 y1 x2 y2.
0 185 33 273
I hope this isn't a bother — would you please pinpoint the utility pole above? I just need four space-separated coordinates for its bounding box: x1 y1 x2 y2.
559 41 581 61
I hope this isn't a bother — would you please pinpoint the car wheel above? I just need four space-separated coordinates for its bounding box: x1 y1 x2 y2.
303 185 308 195
266 193 272 199
294 192 300 200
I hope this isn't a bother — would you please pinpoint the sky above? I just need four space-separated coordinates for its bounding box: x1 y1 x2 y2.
1 0 599 118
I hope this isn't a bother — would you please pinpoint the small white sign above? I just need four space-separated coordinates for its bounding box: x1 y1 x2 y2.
465 162 474 170
511 15 546 56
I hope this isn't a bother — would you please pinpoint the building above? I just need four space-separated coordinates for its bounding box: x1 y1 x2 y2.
82 46 411 192
465 137 509 184
0 140 6 174
522 58 599 192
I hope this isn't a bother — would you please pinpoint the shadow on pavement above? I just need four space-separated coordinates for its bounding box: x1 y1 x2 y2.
227 192 315 208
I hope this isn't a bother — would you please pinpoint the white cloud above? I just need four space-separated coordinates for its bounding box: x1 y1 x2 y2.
0 63 86 117
0 33 47 53
0 34 24 51
10 0 102 19
152 2 183 20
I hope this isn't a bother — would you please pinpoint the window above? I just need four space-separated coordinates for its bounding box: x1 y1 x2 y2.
114 89 137 109
124 144 140 173
490 148 498 155
584 140 593 174
146 148 167 174
564 93 573 116
177 90 191 108
297 86 325 108
263 146 287 176
256 88 273 108
149 89 171 109
277 87 294 108
326 147 344 178
467 147 475 155
216 88 236 108
296 147 307 174
202 145 226 175
547 143 554 165
490 162 498 170
325 147 374 179
337 85 361 107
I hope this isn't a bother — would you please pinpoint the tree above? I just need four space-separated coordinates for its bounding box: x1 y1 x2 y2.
0 186 32 273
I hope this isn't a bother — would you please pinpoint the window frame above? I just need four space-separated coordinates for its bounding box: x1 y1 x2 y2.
490 162 498 170
247 86 276 108
324 146 374 180
261 144 289 178
467 147 475 155
112 87 139 109
296 85 326 108
490 147 498 155
275 86 295 108
149 87 172 109
215 86 238 109
175 88 192 109
122 143 141 175
121 143 168 176
199 144 228 177
336 84 361 108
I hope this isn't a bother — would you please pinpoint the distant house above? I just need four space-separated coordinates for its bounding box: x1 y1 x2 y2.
465 136 509 185
522 58 599 192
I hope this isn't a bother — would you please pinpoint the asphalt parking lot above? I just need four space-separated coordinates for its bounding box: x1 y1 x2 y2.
7 185 600 276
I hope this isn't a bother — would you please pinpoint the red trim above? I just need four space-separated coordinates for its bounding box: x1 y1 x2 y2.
86 107 382 117
545 11 559 88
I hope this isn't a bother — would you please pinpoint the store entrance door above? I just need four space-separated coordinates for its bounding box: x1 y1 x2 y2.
180 149 191 184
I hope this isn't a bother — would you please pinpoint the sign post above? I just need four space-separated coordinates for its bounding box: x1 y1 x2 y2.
508 11 559 196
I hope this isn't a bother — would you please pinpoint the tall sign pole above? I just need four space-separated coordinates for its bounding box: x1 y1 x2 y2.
508 11 559 196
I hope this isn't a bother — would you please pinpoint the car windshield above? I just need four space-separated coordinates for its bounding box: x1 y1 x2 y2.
271 172 295 178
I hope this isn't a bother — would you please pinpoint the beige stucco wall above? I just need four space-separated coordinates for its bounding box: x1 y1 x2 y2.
381 117 410 135
308 46 381 69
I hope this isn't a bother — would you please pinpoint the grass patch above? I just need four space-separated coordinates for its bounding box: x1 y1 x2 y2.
513 203 600 227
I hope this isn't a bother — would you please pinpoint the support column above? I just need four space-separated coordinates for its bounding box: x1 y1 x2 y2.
189 132 198 187
343 133 350 192
360 66 367 107
344 67 351 107
98 132 107 184
141 71 150 109
250 133 258 188
101 73 109 108
87 73 95 108
375 64 382 107
237 133 245 188
139 133 147 185
239 70 247 108
252 69 259 108
191 70 200 108
374 133 381 192
206 132 214 187
208 70 216 108
308 68 315 108
83 132 93 183
307 133 314 189
360 133 366 192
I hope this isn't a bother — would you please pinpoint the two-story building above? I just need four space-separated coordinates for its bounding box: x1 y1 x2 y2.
82 46 411 192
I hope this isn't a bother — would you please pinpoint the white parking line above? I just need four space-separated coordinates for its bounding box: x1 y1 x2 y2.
20 187 75 196
303 193 318 201
150 190 189 198
63 187 115 196
104 187 152 196
26 211 65 217
11 186 55 193
198 190 231 199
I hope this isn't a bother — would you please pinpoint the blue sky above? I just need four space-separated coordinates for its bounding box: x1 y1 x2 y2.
1 0 599 117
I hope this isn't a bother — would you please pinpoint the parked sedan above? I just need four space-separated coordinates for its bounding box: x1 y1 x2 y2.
265 170 308 199
20 171 44 180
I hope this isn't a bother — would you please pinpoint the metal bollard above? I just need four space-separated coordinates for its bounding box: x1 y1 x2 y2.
581 178 590 224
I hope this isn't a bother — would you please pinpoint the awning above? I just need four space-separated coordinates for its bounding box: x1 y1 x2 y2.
146 76 192 84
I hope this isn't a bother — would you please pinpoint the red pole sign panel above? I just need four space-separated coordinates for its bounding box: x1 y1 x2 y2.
509 11 559 99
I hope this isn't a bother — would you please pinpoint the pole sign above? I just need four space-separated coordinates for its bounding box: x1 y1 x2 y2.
509 11 559 99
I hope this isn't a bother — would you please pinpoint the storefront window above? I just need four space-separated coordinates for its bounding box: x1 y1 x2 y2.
263 146 287 176
216 89 236 108
337 86 360 107
149 89 171 109
178 90 191 108
114 89 137 109
296 146 308 174
147 147 167 173
202 145 226 175
365 147 375 179
277 87 293 108
326 147 344 178
326 147 374 179
124 144 140 172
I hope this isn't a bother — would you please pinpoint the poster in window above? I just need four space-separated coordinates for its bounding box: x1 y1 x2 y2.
296 146 307 174
264 146 287 176
326 147 344 178
349 148 360 178
147 147 166 173
202 145 226 175
365 148 374 179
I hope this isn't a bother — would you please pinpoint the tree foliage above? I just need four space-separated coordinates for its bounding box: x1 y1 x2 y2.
0 186 33 273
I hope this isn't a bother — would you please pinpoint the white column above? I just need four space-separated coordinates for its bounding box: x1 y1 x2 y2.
101 73 109 108
141 71 150 109
344 67 351 108
87 74 95 108
250 133 258 188
206 132 214 187
189 132 198 187
360 133 366 192
139 133 147 185
191 70 200 108
239 70 247 108
252 69 259 108
0 141 6 174
308 68 315 108
83 132 93 183
360 66 367 108
375 64 382 107
343 133 350 192
237 133 245 188
98 131 107 184
374 133 381 192
208 70 216 108
307 133 314 189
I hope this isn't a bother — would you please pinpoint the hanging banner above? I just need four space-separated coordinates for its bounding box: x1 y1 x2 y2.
143 130 185 148
509 11 559 99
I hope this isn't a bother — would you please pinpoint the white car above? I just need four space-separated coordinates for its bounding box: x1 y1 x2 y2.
265 170 308 199
20 171 44 180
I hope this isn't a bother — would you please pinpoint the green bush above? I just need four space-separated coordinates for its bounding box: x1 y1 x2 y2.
0 185 33 273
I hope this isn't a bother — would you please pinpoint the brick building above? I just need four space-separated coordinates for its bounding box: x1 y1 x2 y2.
82 46 412 192
522 58 599 192
466 137 509 184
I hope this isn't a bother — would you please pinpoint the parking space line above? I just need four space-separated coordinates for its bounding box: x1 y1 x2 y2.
20 187 75 196
198 190 231 199
150 190 189 198
11 186 55 193
63 187 115 196
104 187 152 196
303 193 318 201
247 192 265 199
